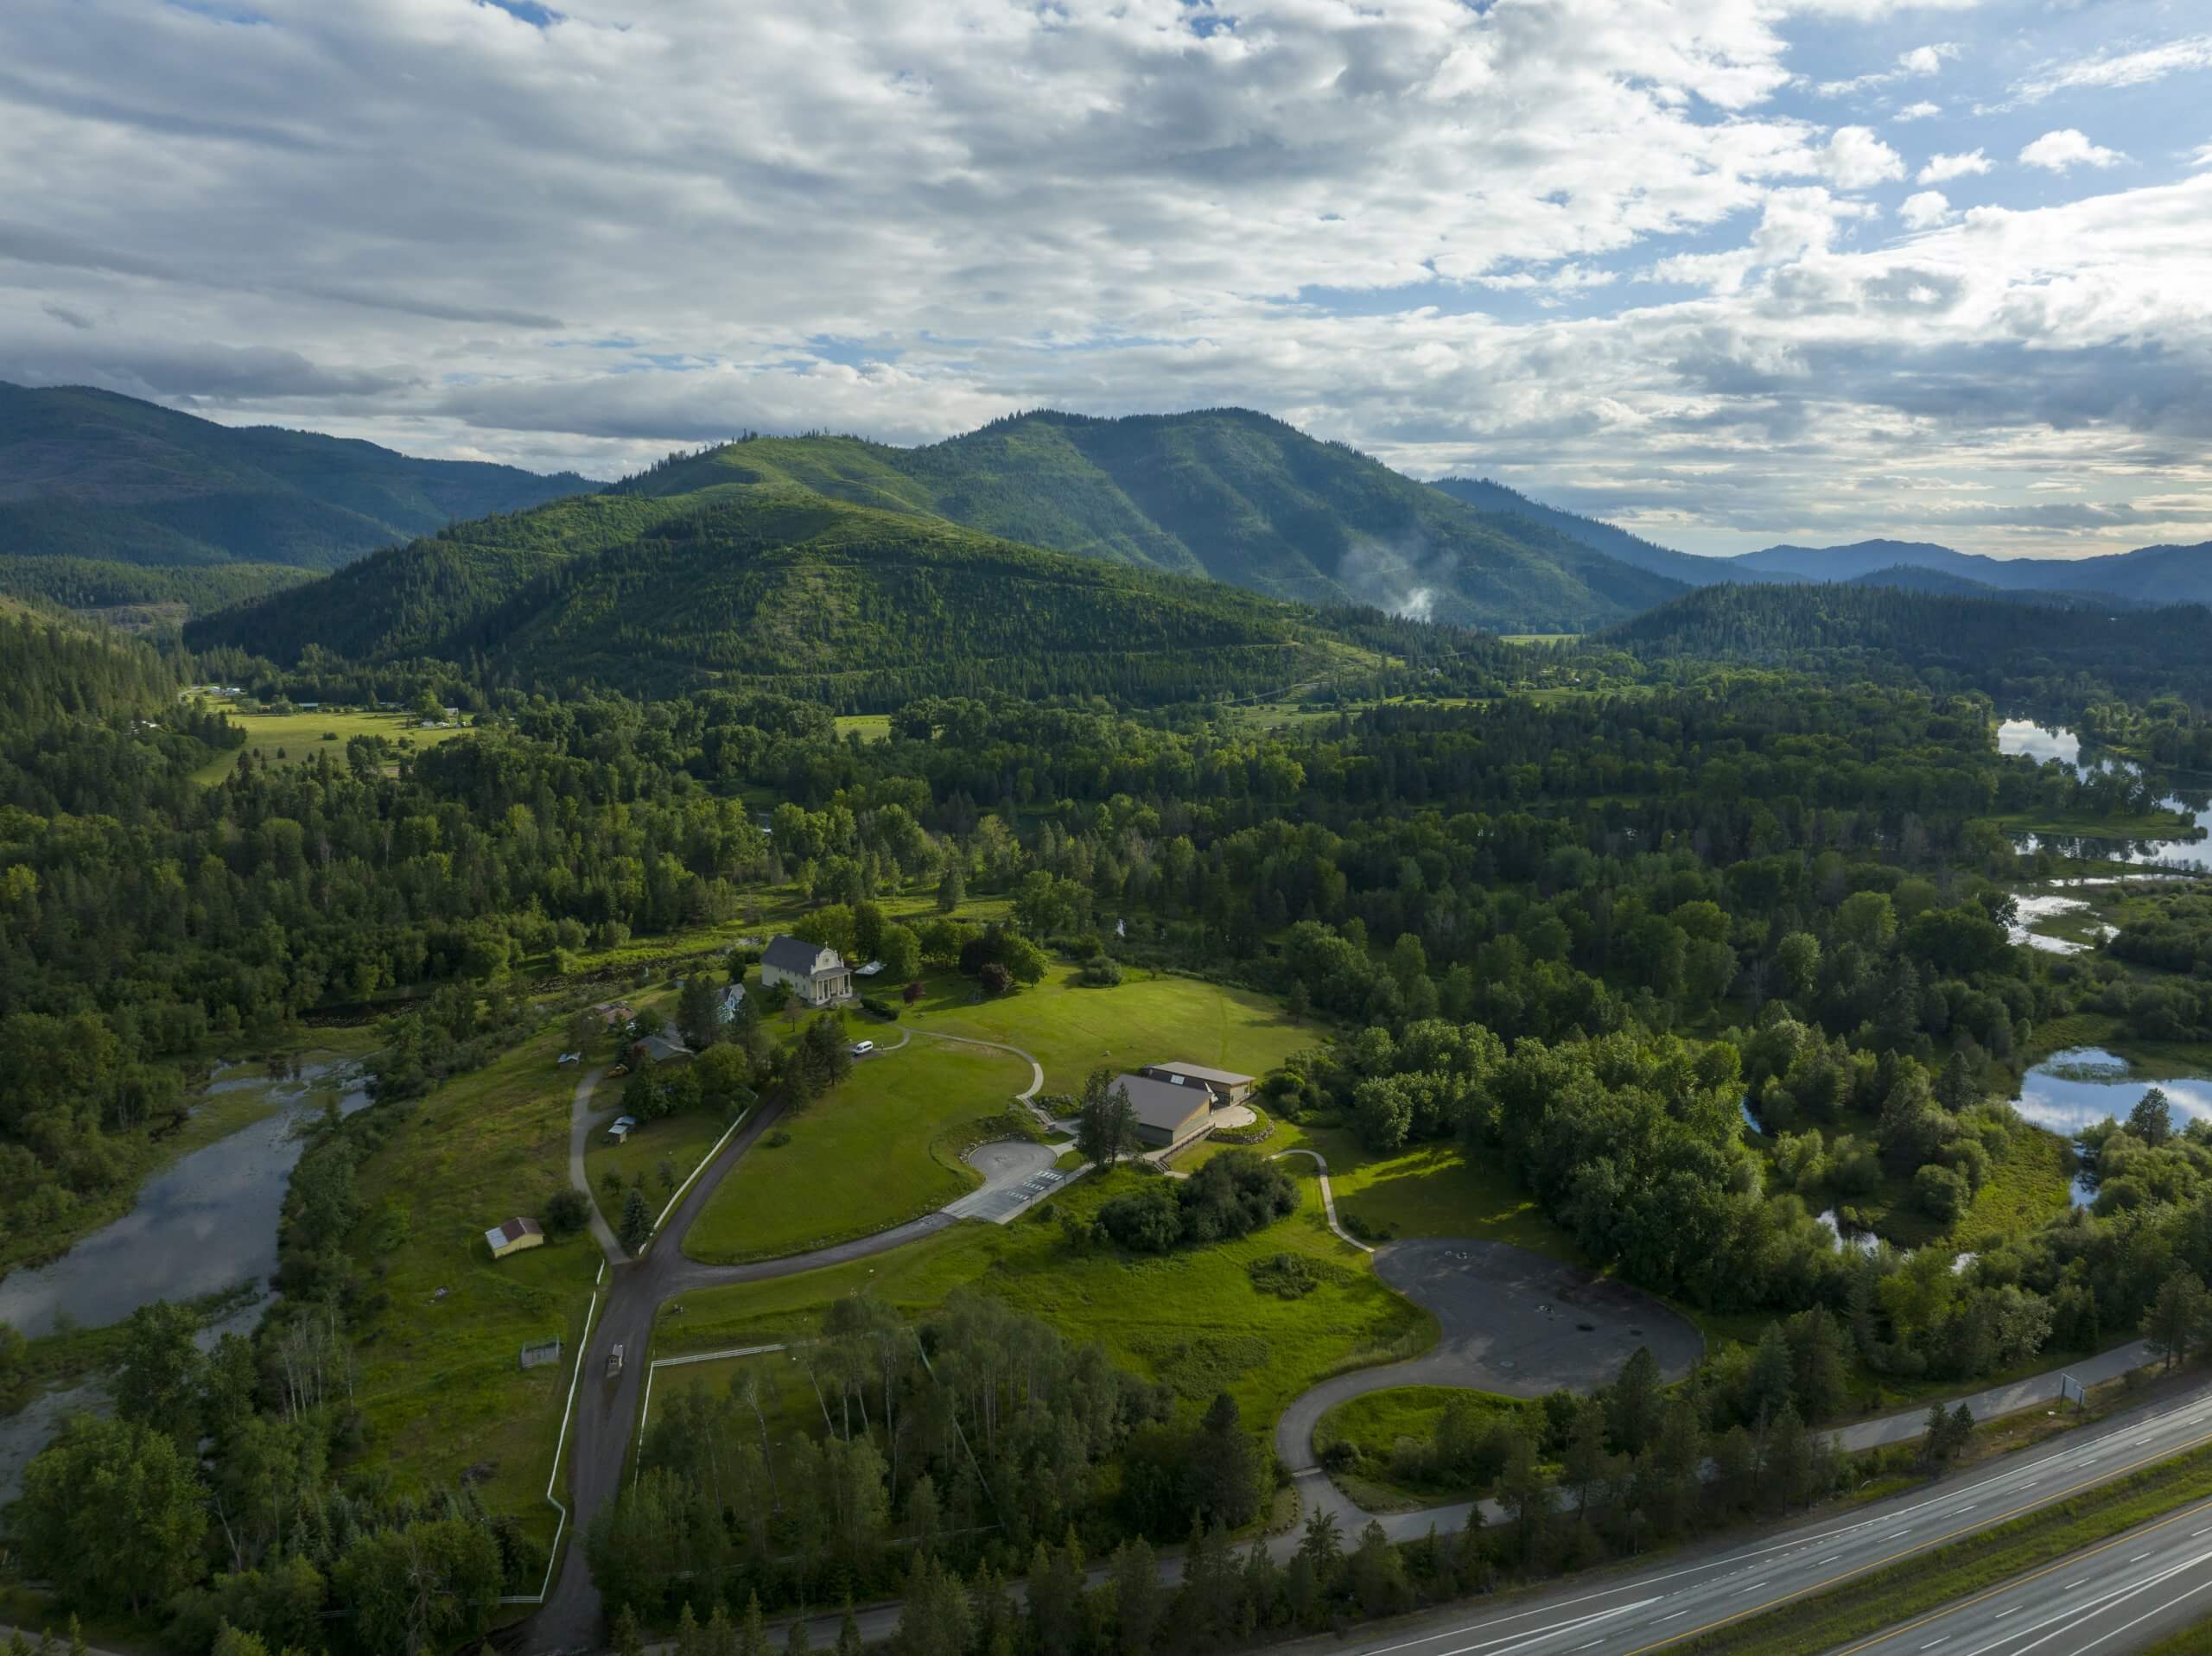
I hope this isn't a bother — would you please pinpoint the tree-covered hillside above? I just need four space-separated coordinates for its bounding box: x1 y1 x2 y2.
187 480 1443 705
1426 475 1758 588
0 381 594 588
615 409 1684 631
1608 581 2212 703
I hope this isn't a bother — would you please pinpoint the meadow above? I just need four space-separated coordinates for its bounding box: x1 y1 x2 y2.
900 964 1312 1094
683 1038 1035 1262
189 700 474 783
660 1162 1431 1432
342 1018 600 1545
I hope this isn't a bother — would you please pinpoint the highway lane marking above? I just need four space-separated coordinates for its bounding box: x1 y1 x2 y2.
1994 1609 2017 1619
1658 1613 1687 1622
1617 1428 2212 1656
1946 1549 2212 1656
1808 1509 2212 1656
1368 1597 1662 1656
2059 1567 2212 1656
1923 1640 1948 1648
2063 1582 2088 1589
2129 1551 2152 1561
1363 1400 2212 1656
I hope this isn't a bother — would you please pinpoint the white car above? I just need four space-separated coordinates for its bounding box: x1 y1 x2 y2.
850 1040 876 1057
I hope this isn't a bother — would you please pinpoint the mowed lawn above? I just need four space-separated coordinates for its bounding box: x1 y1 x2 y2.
902 966 1313 1094
344 1021 599 1545
683 1040 1033 1263
190 703 474 784
662 1163 1431 1432
1296 1126 1581 1261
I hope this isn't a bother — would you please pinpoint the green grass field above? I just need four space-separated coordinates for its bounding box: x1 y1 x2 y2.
901 965 1313 1094
189 702 474 784
662 1162 1430 1431
832 714 893 743
683 1039 1034 1263
1297 1126 1580 1259
343 1019 599 1543
584 1108 729 1229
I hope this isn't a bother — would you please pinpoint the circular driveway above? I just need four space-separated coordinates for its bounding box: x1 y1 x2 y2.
1276 1237 1702 1476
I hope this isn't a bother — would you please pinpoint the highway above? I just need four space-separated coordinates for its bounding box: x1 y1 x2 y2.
1227 1381 2212 1656
1838 1496 2212 1656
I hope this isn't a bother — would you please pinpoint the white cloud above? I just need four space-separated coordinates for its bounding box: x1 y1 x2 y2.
0 0 2205 561
2019 129 2127 173
1894 101 1942 122
2191 143 2212 169
1918 149 1994 184
2012 35 2212 104
1900 190 1956 229
1821 126 1906 188
1815 40 1959 97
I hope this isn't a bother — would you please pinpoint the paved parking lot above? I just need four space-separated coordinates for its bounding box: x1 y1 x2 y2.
944 1141 1087 1223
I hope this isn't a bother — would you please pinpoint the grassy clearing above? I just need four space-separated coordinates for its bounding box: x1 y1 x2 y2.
1296 1126 1580 1261
663 1164 1429 1431
1658 1445 2212 1656
188 703 473 784
1966 1126 2076 1235
901 965 1313 1094
344 1019 599 1544
1313 1385 1545 1509
584 1108 728 1229
684 1041 1033 1263
832 714 892 743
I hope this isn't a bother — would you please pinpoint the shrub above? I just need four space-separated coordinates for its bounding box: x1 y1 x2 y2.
1078 956 1124 987
977 961 1014 996
541 1187 592 1237
1247 1252 1320 1298
1094 1181 1185 1253
860 995 900 1021
764 1128 791 1148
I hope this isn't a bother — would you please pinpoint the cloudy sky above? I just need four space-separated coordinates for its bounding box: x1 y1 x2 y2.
3 0 2209 559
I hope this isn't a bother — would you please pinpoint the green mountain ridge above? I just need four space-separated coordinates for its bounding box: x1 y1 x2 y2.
0 380 595 612
185 478 1439 705
616 408 1685 632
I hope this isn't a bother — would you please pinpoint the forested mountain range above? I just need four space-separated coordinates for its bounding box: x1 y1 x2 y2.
0 380 594 612
611 409 1686 632
1736 536 2212 606
183 478 1467 704
1424 475 1764 588
1608 581 2212 704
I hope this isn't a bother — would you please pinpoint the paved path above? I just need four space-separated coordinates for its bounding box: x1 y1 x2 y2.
1273 1148 1373 1253
1833 1338 2162 1451
567 1065 625 1266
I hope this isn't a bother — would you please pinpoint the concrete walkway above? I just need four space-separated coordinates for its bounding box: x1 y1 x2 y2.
1273 1147 1373 1253
567 1064 626 1266
1832 1338 2162 1451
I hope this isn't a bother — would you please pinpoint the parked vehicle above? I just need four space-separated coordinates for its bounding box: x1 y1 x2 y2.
607 1063 630 1077
850 1039 875 1056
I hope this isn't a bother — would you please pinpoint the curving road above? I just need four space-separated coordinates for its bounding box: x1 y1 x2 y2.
529 1030 1062 1653
531 1057 2171 1655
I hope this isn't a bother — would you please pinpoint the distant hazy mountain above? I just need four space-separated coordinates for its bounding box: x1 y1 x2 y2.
1733 536 2211 606
614 409 1684 634
1425 476 1769 589
1840 563 2141 609
0 380 594 612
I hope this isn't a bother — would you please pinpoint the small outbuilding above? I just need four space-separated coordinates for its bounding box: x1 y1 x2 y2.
1115 1071 1215 1151
485 1216 544 1259
635 1032 692 1065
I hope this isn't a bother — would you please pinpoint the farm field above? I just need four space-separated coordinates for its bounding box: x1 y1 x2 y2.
189 701 474 783
342 1018 600 1544
901 965 1313 1094
660 1162 1430 1432
683 1039 1035 1263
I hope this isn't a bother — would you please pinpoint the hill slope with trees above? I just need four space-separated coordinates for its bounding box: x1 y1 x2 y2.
614 409 1686 632
185 479 1456 704
0 380 594 612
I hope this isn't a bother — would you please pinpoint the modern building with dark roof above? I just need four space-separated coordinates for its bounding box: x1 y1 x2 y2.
760 935 855 1006
1140 1062 1256 1106
1114 1071 1215 1150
